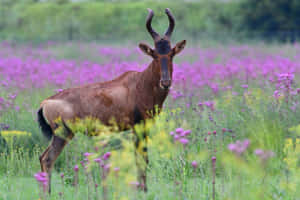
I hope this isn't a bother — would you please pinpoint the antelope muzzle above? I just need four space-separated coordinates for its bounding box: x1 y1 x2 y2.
160 79 171 90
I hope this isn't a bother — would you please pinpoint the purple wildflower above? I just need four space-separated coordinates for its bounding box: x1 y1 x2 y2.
34 172 48 187
94 158 102 164
191 160 198 169
228 139 251 156
227 143 236 151
174 134 181 140
103 164 111 172
180 130 191 137
204 101 215 111
83 152 93 157
130 181 140 187
211 156 216 162
255 149 275 161
273 90 281 99
176 128 184 134
15 105 20 111
241 84 248 89
178 138 189 145
74 164 79 172
102 152 111 160
34 172 48 183
80 160 85 167
114 167 120 172
56 88 63 93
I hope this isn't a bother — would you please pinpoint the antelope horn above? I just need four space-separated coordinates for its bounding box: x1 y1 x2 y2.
146 8 160 41
164 8 175 39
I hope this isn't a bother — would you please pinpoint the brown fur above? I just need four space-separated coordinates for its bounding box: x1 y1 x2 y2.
41 65 169 129
38 8 186 193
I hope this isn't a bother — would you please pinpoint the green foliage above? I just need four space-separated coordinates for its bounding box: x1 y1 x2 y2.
0 1 239 42
2 1 300 42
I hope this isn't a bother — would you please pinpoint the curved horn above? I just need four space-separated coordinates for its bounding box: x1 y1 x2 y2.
146 8 160 41
164 8 175 39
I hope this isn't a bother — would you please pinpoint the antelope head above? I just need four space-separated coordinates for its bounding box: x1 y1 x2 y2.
139 8 186 91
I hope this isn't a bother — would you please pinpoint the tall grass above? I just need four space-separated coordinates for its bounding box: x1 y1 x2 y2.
0 42 299 199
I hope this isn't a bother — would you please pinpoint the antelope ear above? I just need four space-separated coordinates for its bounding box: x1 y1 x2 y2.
172 40 186 56
139 43 155 58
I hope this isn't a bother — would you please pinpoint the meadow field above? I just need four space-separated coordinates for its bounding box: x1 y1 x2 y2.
0 41 299 200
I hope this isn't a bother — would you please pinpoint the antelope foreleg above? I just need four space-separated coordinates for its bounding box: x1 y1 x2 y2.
134 132 149 192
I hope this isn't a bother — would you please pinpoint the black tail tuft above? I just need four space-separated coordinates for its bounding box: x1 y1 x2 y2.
37 108 53 140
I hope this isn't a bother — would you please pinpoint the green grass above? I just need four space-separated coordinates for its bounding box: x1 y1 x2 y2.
0 43 299 200
0 88 299 200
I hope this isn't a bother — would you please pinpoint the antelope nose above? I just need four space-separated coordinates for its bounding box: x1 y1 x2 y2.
160 80 171 89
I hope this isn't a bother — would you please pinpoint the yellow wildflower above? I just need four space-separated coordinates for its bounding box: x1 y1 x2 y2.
1 130 31 137
1 130 31 143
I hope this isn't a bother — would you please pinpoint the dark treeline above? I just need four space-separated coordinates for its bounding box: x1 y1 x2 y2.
0 0 299 42
241 0 300 43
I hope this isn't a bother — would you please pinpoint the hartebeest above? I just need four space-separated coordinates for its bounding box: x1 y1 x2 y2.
37 8 186 192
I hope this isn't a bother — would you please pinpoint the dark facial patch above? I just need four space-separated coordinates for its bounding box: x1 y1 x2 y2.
155 40 171 55
160 57 170 81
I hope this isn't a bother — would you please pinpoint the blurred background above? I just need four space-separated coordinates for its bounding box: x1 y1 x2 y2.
0 0 299 44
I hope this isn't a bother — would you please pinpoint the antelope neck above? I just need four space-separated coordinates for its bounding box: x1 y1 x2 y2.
137 60 169 108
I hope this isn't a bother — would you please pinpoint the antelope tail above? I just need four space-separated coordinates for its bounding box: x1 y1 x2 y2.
37 108 53 140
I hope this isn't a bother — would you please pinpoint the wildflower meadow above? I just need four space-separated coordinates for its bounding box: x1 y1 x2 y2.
0 41 300 200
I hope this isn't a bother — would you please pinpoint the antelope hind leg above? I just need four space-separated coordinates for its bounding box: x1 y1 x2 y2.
40 135 68 193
